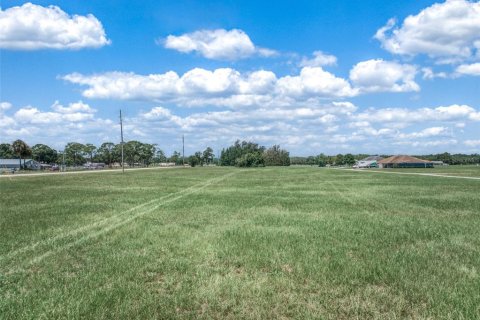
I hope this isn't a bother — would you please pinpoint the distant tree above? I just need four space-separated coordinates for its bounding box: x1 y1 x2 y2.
317 153 328 167
202 147 214 165
84 143 97 163
344 153 355 166
12 139 30 169
220 140 265 167
65 142 86 166
306 156 317 166
138 143 156 166
263 145 290 166
0 143 14 159
154 149 167 163
32 144 57 164
439 152 453 165
169 151 182 165
123 141 143 167
235 153 265 167
112 143 124 165
188 152 203 167
335 154 344 166
97 142 116 166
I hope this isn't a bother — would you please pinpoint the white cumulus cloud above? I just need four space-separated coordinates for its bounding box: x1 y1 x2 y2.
374 0 480 64
349 59 419 93
0 102 12 111
51 101 97 114
62 66 358 105
355 104 480 124
13 101 97 124
163 29 276 60
277 67 357 98
464 139 480 147
0 2 110 50
2 100 479 155
455 63 480 76
398 126 450 139
421 67 448 80
299 51 337 67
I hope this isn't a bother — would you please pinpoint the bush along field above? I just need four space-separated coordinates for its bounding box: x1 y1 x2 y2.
1 166 479 319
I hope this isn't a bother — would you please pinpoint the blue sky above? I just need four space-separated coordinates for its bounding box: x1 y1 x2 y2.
1 0 479 156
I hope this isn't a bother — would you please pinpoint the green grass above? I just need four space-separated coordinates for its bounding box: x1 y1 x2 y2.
370 165 480 177
1 167 479 319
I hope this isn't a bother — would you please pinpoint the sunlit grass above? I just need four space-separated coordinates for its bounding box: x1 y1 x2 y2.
1 167 479 319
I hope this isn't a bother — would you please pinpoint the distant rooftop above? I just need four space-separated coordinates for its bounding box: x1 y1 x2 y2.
378 155 431 164
361 156 384 161
0 159 33 166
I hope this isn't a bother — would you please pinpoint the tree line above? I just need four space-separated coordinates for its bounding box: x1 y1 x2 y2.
1 139 478 169
290 153 357 166
0 139 225 168
419 152 480 165
291 152 480 166
0 139 175 168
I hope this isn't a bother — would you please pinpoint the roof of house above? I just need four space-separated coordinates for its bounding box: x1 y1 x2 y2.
361 155 384 161
0 159 35 165
378 155 431 164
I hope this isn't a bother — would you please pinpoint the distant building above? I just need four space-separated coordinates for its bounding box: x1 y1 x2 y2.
158 162 176 167
378 155 433 168
354 155 383 168
0 159 41 170
83 162 106 169
431 161 447 166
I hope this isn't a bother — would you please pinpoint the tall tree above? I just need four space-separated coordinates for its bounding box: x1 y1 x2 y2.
317 153 328 167
263 145 290 166
154 149 167 163
97 142 116 166
188 152 203 167
0 143 13 159
169 151 182 165
65 142 86 166
220 140 265 166
335 154 344 166
138 143 156 166
32 144 58 164
12 139 29 169
202 147 214 165
84 144 97 163
344 153 355 166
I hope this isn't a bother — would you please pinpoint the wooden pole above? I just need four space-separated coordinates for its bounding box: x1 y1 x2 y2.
120 110 124 173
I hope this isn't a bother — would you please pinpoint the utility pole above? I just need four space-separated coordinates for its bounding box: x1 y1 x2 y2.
182 134 185 167
120 110 124 173
62 150 65 172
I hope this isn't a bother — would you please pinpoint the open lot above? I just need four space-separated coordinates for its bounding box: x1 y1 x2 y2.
369 165 480 177
1 166 479 319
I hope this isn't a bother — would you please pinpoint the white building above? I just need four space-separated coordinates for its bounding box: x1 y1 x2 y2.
0 159 41 171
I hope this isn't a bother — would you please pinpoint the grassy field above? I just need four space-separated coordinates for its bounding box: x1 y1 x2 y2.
1 167 479 319
369 165 480 177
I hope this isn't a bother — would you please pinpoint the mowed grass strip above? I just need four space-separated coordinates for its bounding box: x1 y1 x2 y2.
1 167 479 319
368 165 480 177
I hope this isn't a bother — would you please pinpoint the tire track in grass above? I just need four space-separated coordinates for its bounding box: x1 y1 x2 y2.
325 179 357 207
1 171 237 273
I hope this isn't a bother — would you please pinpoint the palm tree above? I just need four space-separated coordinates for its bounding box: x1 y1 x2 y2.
12 139 29 170
22 145 32 168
